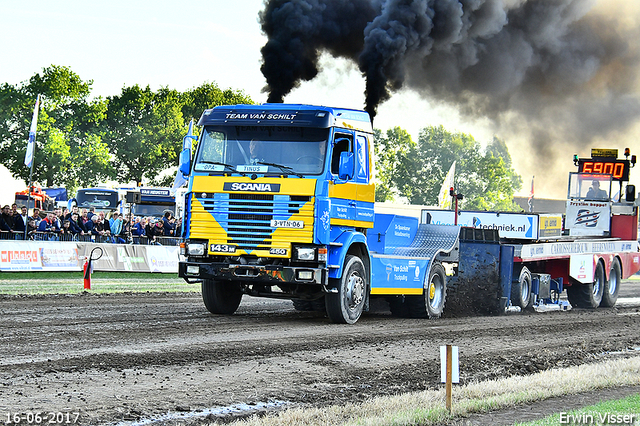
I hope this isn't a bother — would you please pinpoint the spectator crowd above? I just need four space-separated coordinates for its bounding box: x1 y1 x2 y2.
0 203 181 245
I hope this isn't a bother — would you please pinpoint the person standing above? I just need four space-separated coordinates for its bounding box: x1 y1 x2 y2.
13 205 29 236
109 212 125 244
69 212 85 236
2 205 15 231
30 207 42 227
162 211 175 236
37 212 60 234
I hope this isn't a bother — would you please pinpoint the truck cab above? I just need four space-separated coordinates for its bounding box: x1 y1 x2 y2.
178 104 375 323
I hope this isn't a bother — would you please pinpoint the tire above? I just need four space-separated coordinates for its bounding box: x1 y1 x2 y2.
326 255 367 324
292 298 326 312
601 258 621 307
511 266 532 310
406 262 446 318
292 299 313 311
566 261 605 309
201 279 243 315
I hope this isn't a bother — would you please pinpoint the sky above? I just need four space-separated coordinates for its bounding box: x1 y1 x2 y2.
1 0 638 206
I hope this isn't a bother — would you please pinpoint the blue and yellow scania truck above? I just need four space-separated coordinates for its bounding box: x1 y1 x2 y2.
177 104 640 324
176 104 517 323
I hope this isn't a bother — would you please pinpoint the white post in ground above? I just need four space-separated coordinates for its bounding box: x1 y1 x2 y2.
440 345 459 412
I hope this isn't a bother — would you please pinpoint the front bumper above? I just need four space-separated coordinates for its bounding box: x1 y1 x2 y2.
179 261 326 285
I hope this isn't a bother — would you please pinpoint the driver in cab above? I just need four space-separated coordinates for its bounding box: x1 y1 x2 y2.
249 139 265 164
586 180 608 200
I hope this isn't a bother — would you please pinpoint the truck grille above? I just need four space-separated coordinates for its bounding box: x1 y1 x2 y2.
192 192 313 252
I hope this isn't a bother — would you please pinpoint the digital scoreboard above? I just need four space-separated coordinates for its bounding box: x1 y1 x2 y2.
576 148 632 181
577 158 630 181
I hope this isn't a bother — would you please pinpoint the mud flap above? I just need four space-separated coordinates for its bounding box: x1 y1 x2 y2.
445 228 511 316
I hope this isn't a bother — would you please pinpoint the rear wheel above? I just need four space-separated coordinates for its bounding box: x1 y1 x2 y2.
406 262 446 318
511 266 532 310
601 258 621 307
566 261 605 309
201 279 243 315
326 255 367 324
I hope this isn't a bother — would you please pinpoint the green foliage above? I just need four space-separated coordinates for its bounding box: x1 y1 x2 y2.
0 66 252 194
374 127 416 202
104 82 253 185
374 125 522 211
0 65 114 192
180 82 253 124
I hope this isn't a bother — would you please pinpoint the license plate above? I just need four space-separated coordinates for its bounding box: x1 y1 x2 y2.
270 220 304 229
210 244 236 253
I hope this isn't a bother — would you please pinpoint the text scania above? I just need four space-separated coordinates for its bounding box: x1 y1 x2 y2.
223 182 281 192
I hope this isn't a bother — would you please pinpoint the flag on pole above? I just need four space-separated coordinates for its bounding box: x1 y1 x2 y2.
171 119 194 192
24 95 41 168
438 161 456 209
527 175 534 212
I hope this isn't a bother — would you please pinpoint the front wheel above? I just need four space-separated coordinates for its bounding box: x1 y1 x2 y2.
326 255 367 324
601 258 621 307
201 279 243 315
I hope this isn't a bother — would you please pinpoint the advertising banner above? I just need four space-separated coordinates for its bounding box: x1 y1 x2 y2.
1 241 179 273
0 241 80 271
565 200 611 236
421 209 539 240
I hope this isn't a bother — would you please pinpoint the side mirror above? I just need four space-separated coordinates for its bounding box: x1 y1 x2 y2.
626 184 636 202
338 151 354 180
178 148 191 176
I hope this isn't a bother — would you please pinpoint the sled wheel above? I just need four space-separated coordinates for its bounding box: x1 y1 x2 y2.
601 258 621 307
511 266 532 310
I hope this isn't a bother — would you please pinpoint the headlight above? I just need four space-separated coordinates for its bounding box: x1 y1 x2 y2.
188 243 206 256
295 247 315 261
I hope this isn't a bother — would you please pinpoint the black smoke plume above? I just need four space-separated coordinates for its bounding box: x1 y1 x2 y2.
259 0 380 103
260 1 640 164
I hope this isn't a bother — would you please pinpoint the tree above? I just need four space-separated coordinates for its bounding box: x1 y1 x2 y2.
180 82 253 125
104 82 254 186
373 127 415 202
375 125 522 210
0 66 114 192
103 85 185 185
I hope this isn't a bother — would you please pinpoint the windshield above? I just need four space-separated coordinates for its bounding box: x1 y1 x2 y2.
195 126 329 175
568 173 613 201
134 204 174 218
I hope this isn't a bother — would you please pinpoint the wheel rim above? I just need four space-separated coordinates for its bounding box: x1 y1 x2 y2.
593 265 603 296
429 274 443 309
609 264 619 296
345 273 365 310
521 275 530 304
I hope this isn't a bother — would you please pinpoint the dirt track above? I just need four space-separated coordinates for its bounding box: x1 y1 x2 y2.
2 281 640 425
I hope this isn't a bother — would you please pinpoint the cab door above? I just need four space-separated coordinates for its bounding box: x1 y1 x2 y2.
354 134 374 228
328 133 356 224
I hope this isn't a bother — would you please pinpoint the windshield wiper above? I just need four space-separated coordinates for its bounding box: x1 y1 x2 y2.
257 162 303 178
199 161 246 176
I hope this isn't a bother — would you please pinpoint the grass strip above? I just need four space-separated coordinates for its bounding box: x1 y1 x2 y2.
514 393 640 425
0 271 199 294
210 356 640 426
